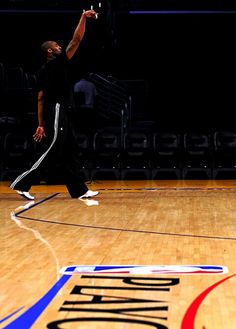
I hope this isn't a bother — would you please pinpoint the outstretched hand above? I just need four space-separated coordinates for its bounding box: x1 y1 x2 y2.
33 126 46 142
83 9 98 19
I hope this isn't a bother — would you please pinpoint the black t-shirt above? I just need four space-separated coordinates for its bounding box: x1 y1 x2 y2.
37 51 74 108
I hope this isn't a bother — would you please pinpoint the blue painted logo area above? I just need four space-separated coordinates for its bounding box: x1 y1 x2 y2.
1 275 71 329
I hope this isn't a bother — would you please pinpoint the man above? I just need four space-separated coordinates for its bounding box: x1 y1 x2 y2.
74 76 98 110
73 74 98 138
10 9 99 201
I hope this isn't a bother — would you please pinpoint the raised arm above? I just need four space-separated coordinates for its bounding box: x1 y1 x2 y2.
66 9 98 60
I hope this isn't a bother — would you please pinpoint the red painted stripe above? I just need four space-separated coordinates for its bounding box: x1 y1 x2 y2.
181 274 236 329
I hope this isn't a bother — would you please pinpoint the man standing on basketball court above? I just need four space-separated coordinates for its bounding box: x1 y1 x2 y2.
10 9 99 200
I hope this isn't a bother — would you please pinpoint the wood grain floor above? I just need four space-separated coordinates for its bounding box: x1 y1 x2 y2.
1 180 236 329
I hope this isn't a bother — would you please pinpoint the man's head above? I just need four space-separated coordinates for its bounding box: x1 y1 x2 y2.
41 41 62 59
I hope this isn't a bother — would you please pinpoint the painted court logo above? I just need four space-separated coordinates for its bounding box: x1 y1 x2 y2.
60 265 228 275
1 265 231 329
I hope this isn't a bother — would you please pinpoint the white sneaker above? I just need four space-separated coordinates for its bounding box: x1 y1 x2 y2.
79 199 99 206
79 190 99 199
16 190 35 200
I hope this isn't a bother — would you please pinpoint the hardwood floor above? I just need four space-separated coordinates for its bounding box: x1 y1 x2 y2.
1 180 236 328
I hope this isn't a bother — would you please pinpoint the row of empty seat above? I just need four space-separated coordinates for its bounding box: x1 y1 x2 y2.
0 62 37 119
1 130 236 181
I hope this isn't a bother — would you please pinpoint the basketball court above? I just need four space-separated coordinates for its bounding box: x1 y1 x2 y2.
1 180 236 328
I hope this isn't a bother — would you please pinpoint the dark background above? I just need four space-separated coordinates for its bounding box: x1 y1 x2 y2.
1 0 236 132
